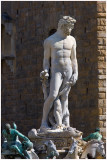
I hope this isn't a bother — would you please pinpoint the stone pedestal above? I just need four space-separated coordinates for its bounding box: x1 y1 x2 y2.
28 128 82 159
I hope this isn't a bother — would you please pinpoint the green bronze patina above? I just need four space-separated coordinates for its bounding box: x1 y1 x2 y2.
2 123 33 159
83 128 102 141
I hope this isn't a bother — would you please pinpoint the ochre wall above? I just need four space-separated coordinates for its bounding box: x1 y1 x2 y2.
1 1 106 140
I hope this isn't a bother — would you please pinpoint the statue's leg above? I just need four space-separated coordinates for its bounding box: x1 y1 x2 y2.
10 145 25 158
23 150 31 159
61 87 71 127
60 69 72 127
41 72 63 128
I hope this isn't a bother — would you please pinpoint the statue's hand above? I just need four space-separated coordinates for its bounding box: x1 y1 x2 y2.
40 70 49 80
70 74 78 85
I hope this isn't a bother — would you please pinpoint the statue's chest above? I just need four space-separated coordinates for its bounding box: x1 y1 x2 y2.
6 133 16 141
52 39 73 50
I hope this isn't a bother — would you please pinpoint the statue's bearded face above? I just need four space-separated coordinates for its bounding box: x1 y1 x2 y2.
61 23 74 36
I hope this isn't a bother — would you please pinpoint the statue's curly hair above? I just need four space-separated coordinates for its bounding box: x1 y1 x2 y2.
58 16 76 29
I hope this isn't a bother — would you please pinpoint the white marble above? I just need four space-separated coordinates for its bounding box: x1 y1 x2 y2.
40 16 78 131
81 140 105 159
28 129 37 139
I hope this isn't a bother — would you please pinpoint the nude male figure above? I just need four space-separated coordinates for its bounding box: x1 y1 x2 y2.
41 16 78 130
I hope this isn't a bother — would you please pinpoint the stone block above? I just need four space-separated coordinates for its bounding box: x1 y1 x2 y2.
99 115 106 121
100 128 106 133
98 56 104 61
97 2 106 13
98 61 106 69
97 13 106 17
100 18 106 25
101 131 106 137
97 50 106 56
98 75 106 79
103 121 106 127
98 99 104 107
97 31 106 37
99 121 103 127
98 69 105 74
97 46 106 50
97 38 106 46
97 18 106 25
103 99 106 105
97 38 103 45
98 108 103 115
102 136 106 142
98 80 106 87
103 108 106 115
103 38 106 45
103 80 106 87
98 93 105 99
97 26 106 31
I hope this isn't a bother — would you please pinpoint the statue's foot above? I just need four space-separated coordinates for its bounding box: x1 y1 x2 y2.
40 123 51 129
52 124 65 130
40 123 51 133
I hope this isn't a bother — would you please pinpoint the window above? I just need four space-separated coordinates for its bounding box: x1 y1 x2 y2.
1 12 16 73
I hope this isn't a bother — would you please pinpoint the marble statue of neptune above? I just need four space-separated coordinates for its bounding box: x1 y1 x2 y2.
40 16 78 131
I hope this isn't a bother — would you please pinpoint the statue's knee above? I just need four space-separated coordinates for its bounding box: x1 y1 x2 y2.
49 92 58 101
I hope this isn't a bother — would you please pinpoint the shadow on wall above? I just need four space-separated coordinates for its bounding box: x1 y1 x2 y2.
69 1 99 137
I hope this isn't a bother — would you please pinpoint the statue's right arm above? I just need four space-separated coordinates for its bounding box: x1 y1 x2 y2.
15 130 30 142
43 38 51 73
83 134 91 141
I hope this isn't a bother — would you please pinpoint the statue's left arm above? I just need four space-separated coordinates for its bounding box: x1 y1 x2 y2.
71 38 78 84
15 130 30 142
